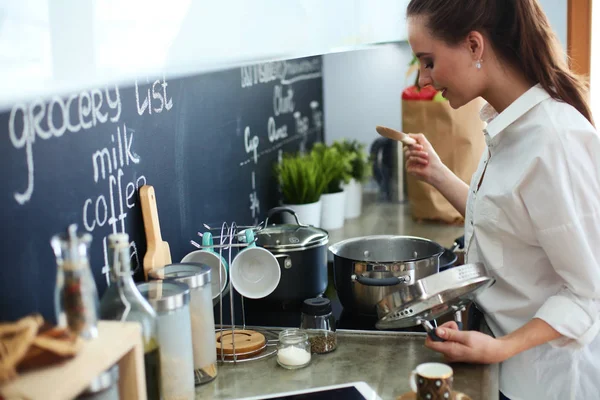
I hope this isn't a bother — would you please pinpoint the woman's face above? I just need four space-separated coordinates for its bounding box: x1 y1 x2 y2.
408 16 483 109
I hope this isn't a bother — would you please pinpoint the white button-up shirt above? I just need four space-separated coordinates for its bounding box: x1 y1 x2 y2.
464 84 600 400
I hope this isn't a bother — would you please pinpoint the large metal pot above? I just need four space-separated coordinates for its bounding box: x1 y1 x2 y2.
252 207 329 304
329 235 445 316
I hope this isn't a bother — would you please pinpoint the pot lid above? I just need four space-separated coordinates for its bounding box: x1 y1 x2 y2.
255 223 328 250
375 263 495 330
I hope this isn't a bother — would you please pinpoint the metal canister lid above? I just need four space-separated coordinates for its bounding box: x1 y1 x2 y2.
148 263 211 289
137 281 190 313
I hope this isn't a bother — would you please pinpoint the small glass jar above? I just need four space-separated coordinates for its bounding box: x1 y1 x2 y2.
276 329 311 369
300 297 337 354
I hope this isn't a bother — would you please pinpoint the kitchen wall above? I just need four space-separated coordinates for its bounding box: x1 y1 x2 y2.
323 0 567 148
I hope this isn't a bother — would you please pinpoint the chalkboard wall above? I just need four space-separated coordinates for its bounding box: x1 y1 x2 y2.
0 56 324 323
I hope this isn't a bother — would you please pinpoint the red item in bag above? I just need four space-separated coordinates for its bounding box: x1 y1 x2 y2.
401 85 438 100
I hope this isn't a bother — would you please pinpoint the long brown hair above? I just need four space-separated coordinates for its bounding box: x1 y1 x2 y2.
407 0 594 126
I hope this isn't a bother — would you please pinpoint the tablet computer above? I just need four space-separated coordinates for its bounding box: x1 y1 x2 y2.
236 381 383 400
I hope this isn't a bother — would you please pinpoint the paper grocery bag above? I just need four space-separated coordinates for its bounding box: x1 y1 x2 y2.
402 97 486 224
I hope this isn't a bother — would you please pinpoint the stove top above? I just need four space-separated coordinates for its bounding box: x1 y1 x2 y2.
226 296 429 333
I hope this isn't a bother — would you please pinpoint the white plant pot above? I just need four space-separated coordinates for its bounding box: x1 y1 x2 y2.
281 199 322 227
320 191 346 230
343 178 363 219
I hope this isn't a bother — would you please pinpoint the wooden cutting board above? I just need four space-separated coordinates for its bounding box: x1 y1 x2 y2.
139 185 172 280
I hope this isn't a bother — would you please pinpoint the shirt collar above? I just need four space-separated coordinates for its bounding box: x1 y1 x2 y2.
479 83 551 139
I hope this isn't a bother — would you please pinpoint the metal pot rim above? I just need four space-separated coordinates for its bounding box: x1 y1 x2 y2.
329 235 444 263
255 224 329 251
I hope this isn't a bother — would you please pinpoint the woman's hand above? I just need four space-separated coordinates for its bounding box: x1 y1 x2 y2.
424 321 510 364
403 133 446 187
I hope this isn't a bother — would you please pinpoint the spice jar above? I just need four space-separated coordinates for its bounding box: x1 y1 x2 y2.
300 297 337 354
137 281 195 400
276 329 311 369
148 262 218 385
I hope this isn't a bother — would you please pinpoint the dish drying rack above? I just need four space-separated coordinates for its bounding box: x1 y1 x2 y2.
190 221 279 364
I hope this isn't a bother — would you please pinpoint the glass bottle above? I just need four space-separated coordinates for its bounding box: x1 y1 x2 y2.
300 297 337 354
99 233 161 400
51 224 99 340
276 329 311 369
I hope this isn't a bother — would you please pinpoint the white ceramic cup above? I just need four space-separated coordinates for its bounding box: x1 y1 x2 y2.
230 230 281 299
181 232 229 305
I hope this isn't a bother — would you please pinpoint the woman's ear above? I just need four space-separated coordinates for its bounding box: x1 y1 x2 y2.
466 31 485 61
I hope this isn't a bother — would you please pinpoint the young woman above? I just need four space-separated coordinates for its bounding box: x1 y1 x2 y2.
402 0 600 399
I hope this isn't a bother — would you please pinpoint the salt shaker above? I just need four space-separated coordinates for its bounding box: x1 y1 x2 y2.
300 297 337 354
276 328 311 369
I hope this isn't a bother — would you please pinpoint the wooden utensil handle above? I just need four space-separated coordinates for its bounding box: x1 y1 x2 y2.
139 185 163 243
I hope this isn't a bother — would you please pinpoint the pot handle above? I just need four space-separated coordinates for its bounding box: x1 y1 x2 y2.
264 207 308 227
421 320 446 342
353 275 410 286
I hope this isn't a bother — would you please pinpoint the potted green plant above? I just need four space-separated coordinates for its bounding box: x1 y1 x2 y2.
310 143 353 230
273 152 326 226
332 139 371 219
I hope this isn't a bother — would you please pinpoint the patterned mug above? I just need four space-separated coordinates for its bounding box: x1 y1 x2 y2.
409 362 454 400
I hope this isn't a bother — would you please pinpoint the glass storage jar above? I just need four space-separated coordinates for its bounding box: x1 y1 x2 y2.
276 328 311 369
300 297 337 354
148 262 217 385
50 224 99 340
99 233 160 400
137 281 195 400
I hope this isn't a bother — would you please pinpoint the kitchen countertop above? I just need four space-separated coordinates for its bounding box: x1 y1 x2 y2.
195 327 498 400
198 194 498 399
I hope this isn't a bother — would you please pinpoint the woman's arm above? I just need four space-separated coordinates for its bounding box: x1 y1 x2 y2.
429 164 470 218
424 319 562 364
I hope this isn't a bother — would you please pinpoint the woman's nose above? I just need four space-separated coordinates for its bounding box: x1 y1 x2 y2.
418 73 433 88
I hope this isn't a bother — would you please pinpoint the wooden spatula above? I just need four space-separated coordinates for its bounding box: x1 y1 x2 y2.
375 125 418 145
139 185 172 280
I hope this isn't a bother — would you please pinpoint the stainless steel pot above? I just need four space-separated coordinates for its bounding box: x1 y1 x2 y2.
329 235 445 316
252 207 329 304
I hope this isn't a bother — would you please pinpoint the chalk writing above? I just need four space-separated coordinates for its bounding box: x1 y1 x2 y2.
273 85 295 116
8 86 121 204
135 76 173 116
244 126 259 164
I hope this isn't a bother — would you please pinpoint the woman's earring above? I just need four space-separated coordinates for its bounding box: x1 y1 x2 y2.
476 60 482 70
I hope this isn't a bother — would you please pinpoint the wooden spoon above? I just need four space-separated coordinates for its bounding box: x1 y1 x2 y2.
140 185 172 280
375 126 418 146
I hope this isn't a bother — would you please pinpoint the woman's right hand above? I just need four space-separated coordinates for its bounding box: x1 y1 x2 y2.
403 133 446 186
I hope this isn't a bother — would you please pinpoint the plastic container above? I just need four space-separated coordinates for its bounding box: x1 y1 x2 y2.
149 263 218 385
300 297 337 354
276 329 311 369
137 281 195 400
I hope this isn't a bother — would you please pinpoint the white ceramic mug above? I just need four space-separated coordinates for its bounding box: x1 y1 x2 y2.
230 230 281 299
181 232 229 304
